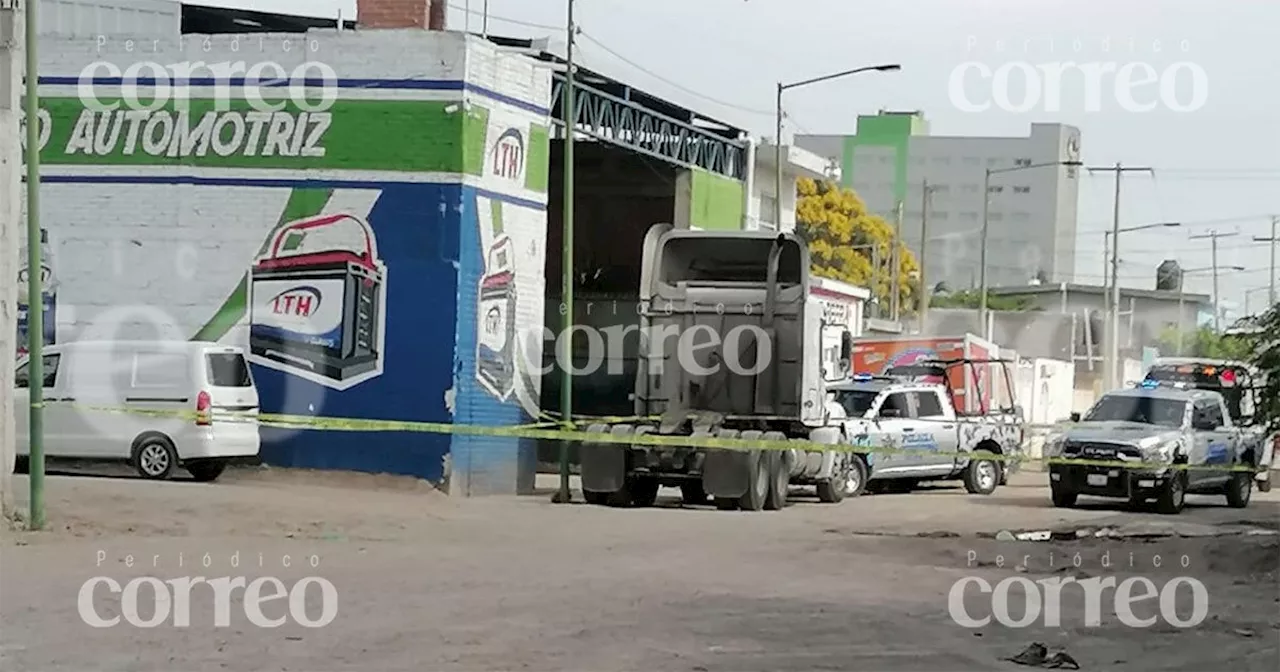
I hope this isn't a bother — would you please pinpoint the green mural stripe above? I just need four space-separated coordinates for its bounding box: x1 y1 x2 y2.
191 187 333 342
36 98 481 172
524 124 550 193
462 106 491 176
491 199 504 235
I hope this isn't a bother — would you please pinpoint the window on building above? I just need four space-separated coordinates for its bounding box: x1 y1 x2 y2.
960 212 979 221
1013 185 1031 194
961 184 979 193
987 157 1002 167
933 211 949 220
933 156 950 165
989 212 1004 221
1014 158 1032 167
963 157 981 166
987 185 1004 194
932 184 950 193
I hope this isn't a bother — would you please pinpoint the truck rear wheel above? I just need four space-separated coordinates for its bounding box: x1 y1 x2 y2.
964 458 1000 495
758 432 789 511
629 477 660 507
1051 487 1077 508
738 450 769 511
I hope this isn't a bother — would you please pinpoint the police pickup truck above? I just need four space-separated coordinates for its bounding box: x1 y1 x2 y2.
1045 381 1256 514
826 370 1024 495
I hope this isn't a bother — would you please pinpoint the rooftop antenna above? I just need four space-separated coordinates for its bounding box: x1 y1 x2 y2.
336 7 344 31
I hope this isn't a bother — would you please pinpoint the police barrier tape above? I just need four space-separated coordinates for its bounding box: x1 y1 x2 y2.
55 403 1269 475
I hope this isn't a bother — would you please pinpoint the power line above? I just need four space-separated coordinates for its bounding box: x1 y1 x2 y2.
452 5 561 31
576 30 774 116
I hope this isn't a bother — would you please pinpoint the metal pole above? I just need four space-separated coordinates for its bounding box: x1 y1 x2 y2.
978 169 990 336
554 0 575 504
1107 163 1122 390
890 200 902 320
24 0 44 529
918 180 930 333
1211 235 1221 332
482 0 489 36
1177 288 1185 355
774 82 783 230
1270 215 1277 306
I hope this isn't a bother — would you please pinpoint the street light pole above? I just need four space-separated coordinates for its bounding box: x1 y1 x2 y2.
774 63 900 231
918 180 934 333
23 0 44 529
554 0 577 504
978 159 1081 339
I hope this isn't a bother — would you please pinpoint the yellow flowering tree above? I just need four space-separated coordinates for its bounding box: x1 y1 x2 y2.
794 177 918 310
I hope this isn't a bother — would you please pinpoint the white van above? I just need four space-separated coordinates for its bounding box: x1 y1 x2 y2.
13 340 261 481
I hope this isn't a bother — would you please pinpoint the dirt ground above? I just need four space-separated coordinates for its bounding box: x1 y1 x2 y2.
1 464 1277 671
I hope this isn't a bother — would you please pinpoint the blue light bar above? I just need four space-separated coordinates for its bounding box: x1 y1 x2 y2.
1140 379 1160 389
853 373 873 382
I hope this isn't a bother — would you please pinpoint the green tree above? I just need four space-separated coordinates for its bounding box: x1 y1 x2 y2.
928 290 1040 311
794 178 918 310
1247 306 1280 433
1157 325 1254 361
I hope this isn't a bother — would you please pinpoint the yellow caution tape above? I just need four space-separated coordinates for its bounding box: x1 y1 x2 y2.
53 403 1268 474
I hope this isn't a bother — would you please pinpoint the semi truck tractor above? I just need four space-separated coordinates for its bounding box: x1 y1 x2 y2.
578 224 861 510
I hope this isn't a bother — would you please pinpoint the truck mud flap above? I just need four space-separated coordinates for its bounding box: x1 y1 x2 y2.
702 430 750 498
579 424 629 493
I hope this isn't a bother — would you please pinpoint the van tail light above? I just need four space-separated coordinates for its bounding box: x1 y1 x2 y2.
196 391 212 426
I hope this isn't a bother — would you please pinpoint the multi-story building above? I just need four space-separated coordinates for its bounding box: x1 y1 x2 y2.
798 111 1082 292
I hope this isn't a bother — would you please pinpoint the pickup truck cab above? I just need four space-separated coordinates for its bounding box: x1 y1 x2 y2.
1046 383 1254 514
828 372 1023 495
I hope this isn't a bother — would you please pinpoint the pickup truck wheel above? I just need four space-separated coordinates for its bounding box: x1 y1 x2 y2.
583 489 610 505
964 459 999 495
1225 472 1253 508
1051 488 1077 508
1155 472 1186 515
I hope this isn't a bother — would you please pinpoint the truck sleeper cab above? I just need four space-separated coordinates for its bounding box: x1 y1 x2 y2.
579 225 860 511
13 340 261 481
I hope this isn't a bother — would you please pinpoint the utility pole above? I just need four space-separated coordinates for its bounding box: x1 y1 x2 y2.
553 0 576 504
23 0 41 528
1255 216 1278 308
1189 231 1238 332
1086 162 1153 390
890 200 903 321
0 0 22 518
918 181 934 333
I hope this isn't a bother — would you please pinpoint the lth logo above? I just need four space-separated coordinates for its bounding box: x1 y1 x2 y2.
491 128 525 180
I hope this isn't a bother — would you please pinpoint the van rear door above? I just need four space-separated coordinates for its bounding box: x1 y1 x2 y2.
202 349 259 419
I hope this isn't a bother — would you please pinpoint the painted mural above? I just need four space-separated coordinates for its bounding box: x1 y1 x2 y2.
25 33 552 490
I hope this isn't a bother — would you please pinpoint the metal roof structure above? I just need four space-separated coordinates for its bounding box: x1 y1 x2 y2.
485 35 750 180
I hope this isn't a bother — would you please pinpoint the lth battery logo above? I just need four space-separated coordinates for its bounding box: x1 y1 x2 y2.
248 213 387 390
490 128 525 182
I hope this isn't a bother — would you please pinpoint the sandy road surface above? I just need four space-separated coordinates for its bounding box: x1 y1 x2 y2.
1 465 1277 671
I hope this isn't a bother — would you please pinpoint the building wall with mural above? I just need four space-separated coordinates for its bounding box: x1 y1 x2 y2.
26 29 551 494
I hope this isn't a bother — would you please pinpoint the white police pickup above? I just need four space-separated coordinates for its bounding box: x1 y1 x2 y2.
827 373 1024 495
1045 381 1256 514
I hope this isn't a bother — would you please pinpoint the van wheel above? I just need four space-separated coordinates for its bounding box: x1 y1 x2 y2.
132 436 178 480
964 458 1000 495
187 460 227 483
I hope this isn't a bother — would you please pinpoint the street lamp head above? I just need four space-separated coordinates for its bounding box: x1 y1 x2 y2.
873 64 902 72
1160 222 1181 228
1061 160 1083 167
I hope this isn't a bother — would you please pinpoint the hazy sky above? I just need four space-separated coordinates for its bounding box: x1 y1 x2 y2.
191 0 1279 317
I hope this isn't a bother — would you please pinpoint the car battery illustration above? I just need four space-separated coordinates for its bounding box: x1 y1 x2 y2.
16 228 57 360
476 235 518 399
249 213 384 383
